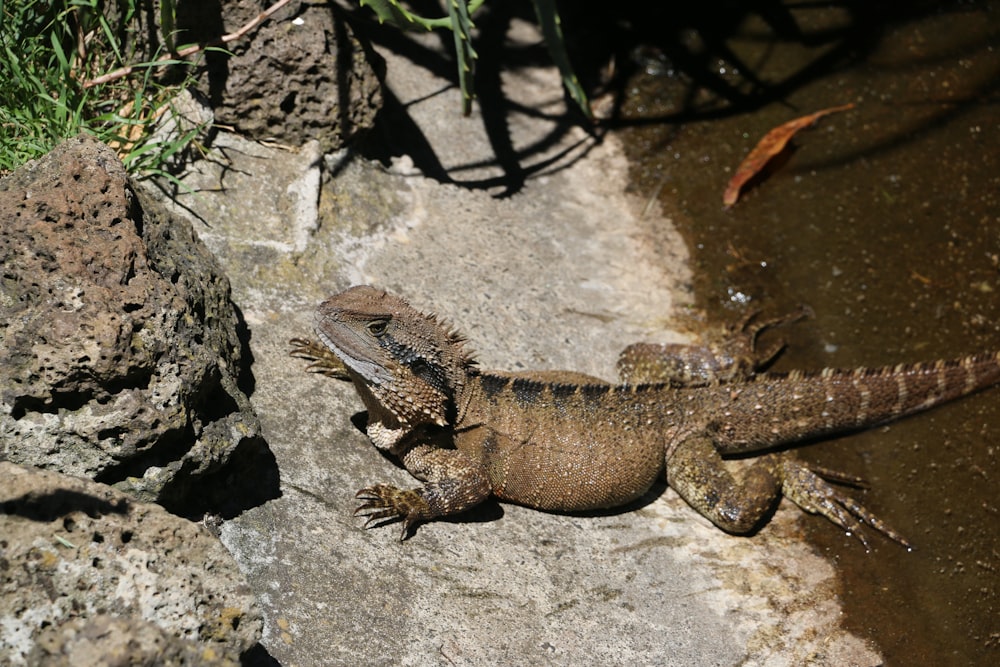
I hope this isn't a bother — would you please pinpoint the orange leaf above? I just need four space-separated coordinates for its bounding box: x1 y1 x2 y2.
723 103 855 207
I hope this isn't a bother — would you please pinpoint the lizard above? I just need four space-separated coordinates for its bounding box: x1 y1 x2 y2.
289 285 1000 548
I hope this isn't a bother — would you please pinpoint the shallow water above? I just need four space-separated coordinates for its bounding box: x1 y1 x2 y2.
613 2 999 663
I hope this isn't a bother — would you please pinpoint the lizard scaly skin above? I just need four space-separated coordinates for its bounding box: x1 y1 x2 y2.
291 285 1000 548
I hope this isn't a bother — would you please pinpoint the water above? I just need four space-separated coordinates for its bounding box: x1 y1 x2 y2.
611 2 1000 662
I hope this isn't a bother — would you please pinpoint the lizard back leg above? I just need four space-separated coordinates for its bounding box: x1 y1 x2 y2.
666 435 784 534
667 436 910 548
618 307 809 386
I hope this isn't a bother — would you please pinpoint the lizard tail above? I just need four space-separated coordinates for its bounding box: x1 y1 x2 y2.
707 351 1000 452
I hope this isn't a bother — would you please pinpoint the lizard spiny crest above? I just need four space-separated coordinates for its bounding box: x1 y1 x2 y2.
315 285 475 428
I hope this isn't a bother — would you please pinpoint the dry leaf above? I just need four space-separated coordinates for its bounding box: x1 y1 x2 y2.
723 103 855 207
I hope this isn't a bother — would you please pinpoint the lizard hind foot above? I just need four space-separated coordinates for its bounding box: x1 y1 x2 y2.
779 459 911 551
728 304 814 374
355 484 429 540
617 305 812 387
734 304 812 343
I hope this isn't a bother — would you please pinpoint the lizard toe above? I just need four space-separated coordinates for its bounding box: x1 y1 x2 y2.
289 337 351 378
354 484 430 539
780 459 911 550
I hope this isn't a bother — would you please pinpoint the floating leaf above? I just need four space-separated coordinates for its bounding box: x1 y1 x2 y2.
723 103 854 207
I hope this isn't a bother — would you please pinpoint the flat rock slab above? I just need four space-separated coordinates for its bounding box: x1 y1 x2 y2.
146 23 882 667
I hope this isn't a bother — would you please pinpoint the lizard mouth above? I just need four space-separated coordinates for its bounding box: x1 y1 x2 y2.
316 326 394 385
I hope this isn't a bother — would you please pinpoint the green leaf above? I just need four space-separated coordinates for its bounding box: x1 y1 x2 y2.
49 30 69 73
531 0 592 119
358 0 443 31
160 0 176 55
97 10 123 61
447 0 478 116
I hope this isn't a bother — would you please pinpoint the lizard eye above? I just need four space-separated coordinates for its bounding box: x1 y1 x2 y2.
366 319 389 336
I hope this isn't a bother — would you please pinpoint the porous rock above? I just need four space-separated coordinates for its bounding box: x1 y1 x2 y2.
0 134 274 513
27 614 239 667
0 461 262 666
178 0 384 151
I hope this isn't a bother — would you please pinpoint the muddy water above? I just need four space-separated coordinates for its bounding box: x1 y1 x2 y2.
613 3 999 663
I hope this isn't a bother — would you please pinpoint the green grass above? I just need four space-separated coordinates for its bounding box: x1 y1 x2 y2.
0 0 201 176
0 0 590 176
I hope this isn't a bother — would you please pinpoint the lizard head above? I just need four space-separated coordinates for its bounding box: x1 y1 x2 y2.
315 285 475 432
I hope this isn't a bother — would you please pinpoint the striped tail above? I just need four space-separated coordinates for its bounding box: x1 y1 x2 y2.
707 351 1000 453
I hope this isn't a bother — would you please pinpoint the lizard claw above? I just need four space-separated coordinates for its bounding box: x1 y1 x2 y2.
731 305 812 373
355 484 427 540
780 459 911 550
289 338 352 379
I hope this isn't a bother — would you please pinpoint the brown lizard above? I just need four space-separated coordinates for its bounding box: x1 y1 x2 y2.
290 285 1000 548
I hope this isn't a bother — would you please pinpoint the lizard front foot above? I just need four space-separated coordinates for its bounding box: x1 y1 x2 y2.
289 337 352 380
355 484 432 541
780 459 911 550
